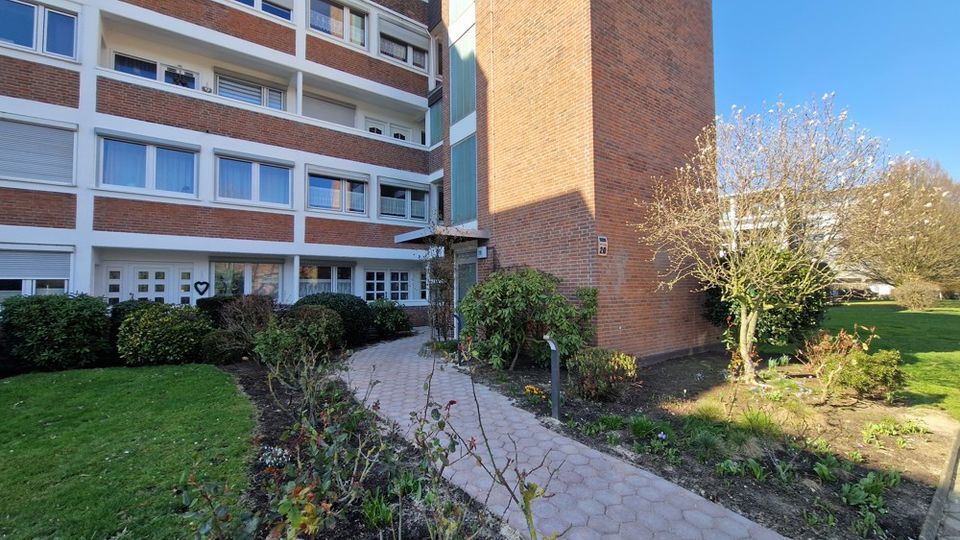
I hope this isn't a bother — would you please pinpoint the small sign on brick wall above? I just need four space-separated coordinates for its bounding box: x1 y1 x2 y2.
598 236 608 256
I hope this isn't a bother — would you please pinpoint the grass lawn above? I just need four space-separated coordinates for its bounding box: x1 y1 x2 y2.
821 300 960 419
0 365 255 539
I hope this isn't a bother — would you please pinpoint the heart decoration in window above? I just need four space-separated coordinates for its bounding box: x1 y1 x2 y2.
193 281 210 296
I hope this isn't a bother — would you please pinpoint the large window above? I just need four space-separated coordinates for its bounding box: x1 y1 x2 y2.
450 27 476 124
217 157 291 205
213 262 281 299
234 0 292 20
307 173 366 214
451 134 477 224
0 0 76 59
309 0 365 47
217 74 285 110
101 138 196 195
378 19 429 71
365 270 410 301
0 119 74 184
114 53 197 89
379 183 428 221
299 264 352 296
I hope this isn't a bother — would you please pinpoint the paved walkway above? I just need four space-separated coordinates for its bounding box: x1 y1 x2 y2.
343 330 783 540
941 461 960 539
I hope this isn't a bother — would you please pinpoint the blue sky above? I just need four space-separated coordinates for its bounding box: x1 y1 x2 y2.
714 1 960 179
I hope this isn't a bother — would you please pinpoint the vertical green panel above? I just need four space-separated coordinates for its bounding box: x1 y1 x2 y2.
429 100 443 146
451 134 477 224
450 27 476 125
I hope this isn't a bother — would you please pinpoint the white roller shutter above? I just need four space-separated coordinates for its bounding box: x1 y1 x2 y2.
379 19 429 51
0 119 75 184
0 251 71 279
303 95 356 127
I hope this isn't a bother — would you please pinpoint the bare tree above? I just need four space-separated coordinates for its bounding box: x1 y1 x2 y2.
844 159 960 287
635 95 885 382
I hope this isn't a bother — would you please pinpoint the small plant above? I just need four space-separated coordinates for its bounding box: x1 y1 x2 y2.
807 437 832 455
606 432 622 446
368 298 412 338
862 418 927 447
847 450 865 464
813 461 836 483
628 415 673 440
738 408 781 437
567 348 637 401
744 458 768 481
664 447 682 466
715 459 743 476
686 428 725 462
772 458 796 483
181 467 259 540
598 414 626 431
361 491 394 530
523 384 547 401
852 509 882 538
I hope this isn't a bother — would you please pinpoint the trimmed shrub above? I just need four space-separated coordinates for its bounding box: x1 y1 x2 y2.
824 349 906 399
195 295 236 327
567 347 637 401
0 294 109 370
892 280 939 311
281 305 344 352
109 299 154 350
369 298 411 338
459 268 596 369
117 304 214 365
295 293 372 346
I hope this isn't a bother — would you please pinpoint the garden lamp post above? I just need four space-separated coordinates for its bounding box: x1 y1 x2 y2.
544 334 560 420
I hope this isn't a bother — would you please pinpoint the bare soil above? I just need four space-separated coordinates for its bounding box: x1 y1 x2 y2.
469 352 958 540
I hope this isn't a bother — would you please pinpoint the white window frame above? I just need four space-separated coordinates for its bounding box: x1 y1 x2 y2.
215 155 292 207
389 270 410 301
299 263 353 297
364 270 412 302
307 0 367 49
98 137 198 197
113 51 199 90
378 33 427 72
0 278 68 299
233 0 292 21
215 73 286 111
364 117 387 135
305 169 368 215
419 271 428 301
0 0 77 60
378 181 430 222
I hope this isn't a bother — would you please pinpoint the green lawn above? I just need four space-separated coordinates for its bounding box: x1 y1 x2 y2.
0 365 255 539
821 300 960 419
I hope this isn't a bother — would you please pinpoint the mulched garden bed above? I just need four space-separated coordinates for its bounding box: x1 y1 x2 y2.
221 360 505 540
467 351 956 540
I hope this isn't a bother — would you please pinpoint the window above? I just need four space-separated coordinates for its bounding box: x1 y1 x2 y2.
365 118 417 144
0 119 74 184
114 53 198 90
217 157 291 205
419 273 428 300
0 0 76 59
379 183 429 221
428 100 442 146
234 0 292 20
365 271 411 301
213 262 281 299
434 182 444 222
450 27 476 124
0 278 66 299
299 264 352 296
0 250 70 300
365 118 385 135
217 74 285 110
309 0 365 47
302 94 356 127
451 134 477 224
378 19 429 71
308 173 366 213
101 138 196 194
391 125 411 141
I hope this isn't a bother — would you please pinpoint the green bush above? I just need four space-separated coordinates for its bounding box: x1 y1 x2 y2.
117 304 214 365
892 280 939 311
281 305 344 353
295 293 372 346
200 329 247 364
195 295 236 327
109 299 154 351
0 294 110 370
703 252 832 347
459 268 597 369
368 298 411 338
824 349 906 399
567 347 637 400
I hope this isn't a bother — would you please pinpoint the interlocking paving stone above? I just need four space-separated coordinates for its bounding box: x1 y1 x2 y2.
343 330 784 539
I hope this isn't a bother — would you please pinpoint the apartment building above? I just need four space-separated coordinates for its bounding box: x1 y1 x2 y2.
1 0 716 360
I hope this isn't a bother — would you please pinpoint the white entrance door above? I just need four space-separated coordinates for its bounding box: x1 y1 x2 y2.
101 264 195 305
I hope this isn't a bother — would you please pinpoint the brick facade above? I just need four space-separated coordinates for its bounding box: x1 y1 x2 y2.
428 146 443 172
0 188 76 229
403 305 429 327
93 197 294 242
306 36 427 96
305 218 418 248
0 56 79 108
123 0 295 54
96 77 428 173
373 0 428 24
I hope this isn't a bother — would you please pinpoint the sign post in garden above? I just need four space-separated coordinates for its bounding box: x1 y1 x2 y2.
544 335 560 420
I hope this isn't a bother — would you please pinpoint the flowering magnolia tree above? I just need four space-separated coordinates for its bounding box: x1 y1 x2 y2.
844 159 960 288
635 95 886 382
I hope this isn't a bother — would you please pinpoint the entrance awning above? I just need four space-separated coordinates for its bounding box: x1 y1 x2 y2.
394 225 491 245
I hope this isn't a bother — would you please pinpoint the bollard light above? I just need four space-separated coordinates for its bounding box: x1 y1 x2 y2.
544 334 560 420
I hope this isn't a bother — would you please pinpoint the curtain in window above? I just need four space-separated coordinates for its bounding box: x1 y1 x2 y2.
260 165 290 204
299 265 332 296
213 262 244 296
337 267 353 294
308 175 341 209
450 27 476 124
0 0 36 48
349 12 365 46
218 158 252 199
103 139 147 188
44 10 75 57
348 181 366 212
451 134 477 224
251 264 280 299
310 0 344 38
155 148 195 193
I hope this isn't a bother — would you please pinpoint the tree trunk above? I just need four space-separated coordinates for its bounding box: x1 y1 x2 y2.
737 305 760 383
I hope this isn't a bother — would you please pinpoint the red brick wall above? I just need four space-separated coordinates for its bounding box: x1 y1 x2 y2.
589 0 718 358
0 188 76 229
404 305 429 327
97 78 428 173
305 217 417 248
0 56 79 108
94 197 293 241
428 146 443 172
306 36 427 95
372 0 427 23
123 0 295 54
